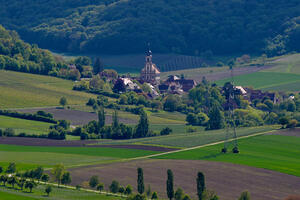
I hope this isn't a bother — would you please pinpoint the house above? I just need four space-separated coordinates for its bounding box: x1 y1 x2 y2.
244 88 279 104
159 75 196 94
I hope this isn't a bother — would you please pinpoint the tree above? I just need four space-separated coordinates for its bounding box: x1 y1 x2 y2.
146 184 152 197
125 185 133 195
135 109 149 138
7 176 17 188
113 78 126 93
183 195 191 200
137 167 145 194
34 166 44 182
0 166 3 174
51 164 65 187
279 116 289 129
164 95 180 112
89 175 99 188
97 183 104 193
61 172 71 185
41 174 49 182
197 172 205 200
160 127 172 135
109 180 120 193
119 186 125 194
17 178 26 190
151 192 158 199
239 191 250 200
45 185 52 196
0 175 7 186
166 169 174 200
112 109 119 130
25 181 36 193
98 106 105 129
59 97 67 108
206 106 224 130
93 57 104 74
6 162 16 173
175 188 184 200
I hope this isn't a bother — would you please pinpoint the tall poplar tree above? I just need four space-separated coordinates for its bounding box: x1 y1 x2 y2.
98 106 105 130
196 172 205 200
166 169 174 200
135 109 149 138
137 167 144 194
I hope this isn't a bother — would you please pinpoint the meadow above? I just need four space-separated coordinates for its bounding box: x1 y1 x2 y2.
157 135 300 177
0 70 97 108
0 144 160 170
263 53 300 74
215 72 300 92
0 115 51 134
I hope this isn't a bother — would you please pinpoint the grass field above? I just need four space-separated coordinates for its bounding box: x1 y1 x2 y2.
0 185 123 200
0 116 51 134
0 144 160 169
215 72 300 91
0 70 97 108
157 135 300 177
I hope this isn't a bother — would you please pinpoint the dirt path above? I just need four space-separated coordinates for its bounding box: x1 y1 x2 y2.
68 159 300 200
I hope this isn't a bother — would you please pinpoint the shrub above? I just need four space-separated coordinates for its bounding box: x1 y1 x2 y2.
160 127 173 135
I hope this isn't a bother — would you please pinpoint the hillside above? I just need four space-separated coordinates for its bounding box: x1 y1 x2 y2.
1 0 300 55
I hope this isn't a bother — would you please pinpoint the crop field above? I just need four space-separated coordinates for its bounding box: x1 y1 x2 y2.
0 185 123 200
0 70 96 108
157 134 300 177
215 72 300 91
0 115 51 134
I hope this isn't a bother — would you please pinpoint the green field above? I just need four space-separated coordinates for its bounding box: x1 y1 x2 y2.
0 145 160 169
92 126 278 148
0 70 97 108
263 53 300 74
215 72 300 91
0 185 123 200
157 135 300 177
0 116 51 134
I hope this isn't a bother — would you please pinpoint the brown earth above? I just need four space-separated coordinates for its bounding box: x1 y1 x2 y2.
16 108 137 125
68 159 300 200
0 137 175 151
267 128 300 137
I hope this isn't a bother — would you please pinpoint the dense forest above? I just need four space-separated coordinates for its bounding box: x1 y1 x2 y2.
0 0 300 56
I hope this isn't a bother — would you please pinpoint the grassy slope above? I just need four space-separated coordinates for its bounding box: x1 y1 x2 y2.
215 72 300 91
0 116 51 134
0 185 123 200
157 135 300 177
263 53 300 74
0 70 96 108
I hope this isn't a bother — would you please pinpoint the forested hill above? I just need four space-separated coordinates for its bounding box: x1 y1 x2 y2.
1 0 300 56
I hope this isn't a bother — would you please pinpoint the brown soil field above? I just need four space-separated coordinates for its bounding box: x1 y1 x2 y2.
16 108 137 125
68 159 300 200
268 128 300 137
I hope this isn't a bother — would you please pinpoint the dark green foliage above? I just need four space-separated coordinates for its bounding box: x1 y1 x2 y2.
137 167 144 194
206 106 224 130
166 169 174 200
25 180 36 193
61 171 72 185
0 166 2 174
164 95 180 112
93 57 104 74
45 185 52 196
175 188 184 200
109 180 120 193
146 185 151 197
60 97 67 107
98 106 105 129
2 1 300 55
6 162 16 174
160 127 172 136
135 109 149 138
89 175 99 188
33 166 44 181
197 172 205 200
97 183 104 192
238 191 251 200
0 110 57 123
125 185 133 195
41 174 49 182
151 192 158 199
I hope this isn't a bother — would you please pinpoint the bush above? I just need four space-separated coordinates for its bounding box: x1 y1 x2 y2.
160 127 173 135
4 128 15 137
186 126 197 133
0 110 57 123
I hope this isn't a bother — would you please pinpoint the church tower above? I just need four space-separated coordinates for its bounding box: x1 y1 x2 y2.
140 49 160 84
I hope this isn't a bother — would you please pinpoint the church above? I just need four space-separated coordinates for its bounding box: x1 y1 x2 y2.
140 49 160 84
